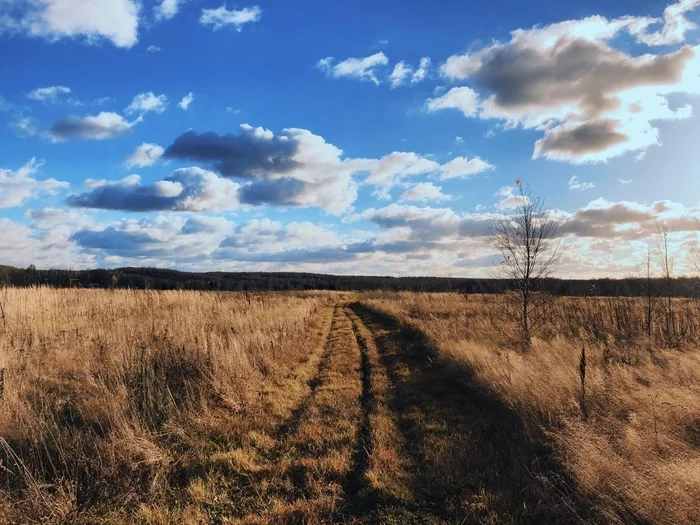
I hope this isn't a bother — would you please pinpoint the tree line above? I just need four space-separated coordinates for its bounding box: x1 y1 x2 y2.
1 264 698 297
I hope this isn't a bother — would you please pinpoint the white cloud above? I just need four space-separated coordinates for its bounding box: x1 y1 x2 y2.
0 0 140 48
68 168 241 213
154 0 181 21
147 44 161 52
495 185 530 210
426 87 479 117
358 151 440 193
162 123 494 213
27 85 71 103
70 214 234 265
627 0 700 46
568 175 595 191
178 92 194 110
317 52 389 85
0 158 68 208
126 92 167 114
125 143 165 167
10 117 39 137
412 57 431 83
49 112 139 141
559 198 700 244
401 182 452 202
436 1 700 164
389 62 412 88
389 57 431 88
455 136 464 143
618 178 633 184
199 5 262 31
439 156 494 179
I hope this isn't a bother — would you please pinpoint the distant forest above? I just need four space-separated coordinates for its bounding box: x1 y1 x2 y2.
1 265 699 297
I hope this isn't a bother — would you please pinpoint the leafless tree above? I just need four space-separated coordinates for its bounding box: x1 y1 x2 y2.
492 180 561 351
656 220 676 346
639 239 657 340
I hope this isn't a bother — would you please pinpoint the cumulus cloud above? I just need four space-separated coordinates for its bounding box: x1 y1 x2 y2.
495 185 530 210
147 44 161 52
70 214 233 261
359 152 441 196
178 92 194 110
437 1 700 163
401 182 452 202
317 52 389 85
0 219 47 267
439 156 495 179
568 176 595 191
126 92 167 114
199 4 261 31
27 85 71 103
0 0 140 48
164 124 358 213
125 143 165 167
627 0 700 46
355 152 493 198
26 207 96 249
163 123 494 213
154 0 181 21
66 167 240 212
559 198 700 240
0 158 68 208
389 62 412 89
390 57 431 88
412 57 431 83
214 219 344 262
358 203 495 242
164 125 299 178
426 87 479 117
49 112 138 141
534 119 629 160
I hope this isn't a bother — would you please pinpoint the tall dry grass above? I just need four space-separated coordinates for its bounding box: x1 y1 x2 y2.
361 292 700 525
0 287 339 524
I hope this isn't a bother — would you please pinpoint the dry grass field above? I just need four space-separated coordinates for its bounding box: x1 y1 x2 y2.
0 287 699 524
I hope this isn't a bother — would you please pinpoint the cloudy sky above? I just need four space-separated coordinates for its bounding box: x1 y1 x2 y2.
1 0 699 277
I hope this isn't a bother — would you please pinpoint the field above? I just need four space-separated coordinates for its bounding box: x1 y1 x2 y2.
0 288 699 524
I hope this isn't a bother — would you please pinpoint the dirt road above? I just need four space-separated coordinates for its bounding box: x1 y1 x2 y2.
209 301 584 524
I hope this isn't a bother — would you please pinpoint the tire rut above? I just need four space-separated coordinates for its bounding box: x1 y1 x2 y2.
342 307 376 511
237 304 367 523
272 305 340 442
349 301 590 525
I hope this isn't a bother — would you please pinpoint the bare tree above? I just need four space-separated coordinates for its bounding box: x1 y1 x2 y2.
492 180 561 351
639 239 656 340
656 220 676 346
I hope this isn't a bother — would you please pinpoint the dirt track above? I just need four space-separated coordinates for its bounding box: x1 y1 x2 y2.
220 301 585 524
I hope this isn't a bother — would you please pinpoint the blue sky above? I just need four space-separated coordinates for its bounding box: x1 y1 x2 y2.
0 0 699 277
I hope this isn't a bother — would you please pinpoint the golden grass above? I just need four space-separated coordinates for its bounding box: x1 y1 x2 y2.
361 292 700 525
2 286 699 524
0 287 342 524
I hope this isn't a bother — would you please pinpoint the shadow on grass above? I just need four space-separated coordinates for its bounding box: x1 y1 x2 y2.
351 301 600 525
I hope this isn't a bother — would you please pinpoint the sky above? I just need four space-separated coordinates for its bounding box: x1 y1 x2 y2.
0 0 699 278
